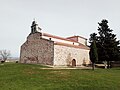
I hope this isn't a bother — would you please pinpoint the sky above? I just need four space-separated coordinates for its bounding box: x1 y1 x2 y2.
0 0 120 57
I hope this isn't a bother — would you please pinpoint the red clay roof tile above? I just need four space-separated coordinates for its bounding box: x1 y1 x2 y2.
42 32 89 50
42 33 79 43
54 42 90 50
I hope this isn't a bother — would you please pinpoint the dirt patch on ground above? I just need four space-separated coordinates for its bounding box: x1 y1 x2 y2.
41 66 91 70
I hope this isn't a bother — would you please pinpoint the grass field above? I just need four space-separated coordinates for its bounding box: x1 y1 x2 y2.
0 63 120 90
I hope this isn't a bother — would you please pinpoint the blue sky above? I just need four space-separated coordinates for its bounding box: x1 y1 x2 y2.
0 0 120 57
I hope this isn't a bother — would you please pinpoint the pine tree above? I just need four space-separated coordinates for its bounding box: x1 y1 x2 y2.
89 35 98 70
97 19 120 68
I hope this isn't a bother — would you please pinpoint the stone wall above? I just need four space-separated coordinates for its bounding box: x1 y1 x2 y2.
54 45 90 66
20 33 54 65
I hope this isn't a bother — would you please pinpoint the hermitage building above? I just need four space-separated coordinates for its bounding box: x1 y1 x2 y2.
20 20 90 67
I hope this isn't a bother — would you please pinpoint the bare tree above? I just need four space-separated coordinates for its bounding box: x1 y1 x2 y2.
0 50 10 62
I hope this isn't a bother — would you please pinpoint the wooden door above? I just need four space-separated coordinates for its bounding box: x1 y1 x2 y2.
72 59 76 66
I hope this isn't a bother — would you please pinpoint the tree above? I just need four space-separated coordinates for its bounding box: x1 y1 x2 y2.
89 33 98 70
0 50 10 63
89 33 98 43
97 19 120 68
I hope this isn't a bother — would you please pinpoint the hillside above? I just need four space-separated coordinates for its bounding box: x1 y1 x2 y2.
0 63 120 90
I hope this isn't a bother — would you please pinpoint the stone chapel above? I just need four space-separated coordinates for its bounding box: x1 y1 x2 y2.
20 20 90 66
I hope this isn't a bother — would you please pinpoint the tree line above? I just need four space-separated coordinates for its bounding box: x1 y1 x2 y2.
89 19 120 70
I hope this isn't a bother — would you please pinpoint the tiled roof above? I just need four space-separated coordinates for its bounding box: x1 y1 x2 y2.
42 33 78 43
54 42 90 50
67 35 87 40
42 32 89 50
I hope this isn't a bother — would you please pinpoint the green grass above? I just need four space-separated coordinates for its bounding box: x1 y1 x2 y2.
0 63 120 90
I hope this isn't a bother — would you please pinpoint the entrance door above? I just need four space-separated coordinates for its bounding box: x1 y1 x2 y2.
72 59 76 66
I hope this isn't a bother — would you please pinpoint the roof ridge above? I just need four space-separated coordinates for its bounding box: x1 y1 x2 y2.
42 32 79 43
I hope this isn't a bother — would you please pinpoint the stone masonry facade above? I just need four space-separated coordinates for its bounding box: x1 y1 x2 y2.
20 33 54 65
54 45 90 66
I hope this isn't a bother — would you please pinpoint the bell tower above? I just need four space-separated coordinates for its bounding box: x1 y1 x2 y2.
31 20 42 34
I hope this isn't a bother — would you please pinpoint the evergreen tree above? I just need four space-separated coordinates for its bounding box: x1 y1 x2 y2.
97 19 120 68
89 33 98 43
89 33 98 70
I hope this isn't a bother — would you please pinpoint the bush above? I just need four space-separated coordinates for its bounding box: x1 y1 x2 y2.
16 61 18 63
1 61 5 63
